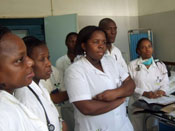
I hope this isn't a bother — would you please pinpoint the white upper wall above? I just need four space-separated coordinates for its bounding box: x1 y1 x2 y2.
0 0 138 17
0 0 51 18
53 0 138 16
138 0 175 16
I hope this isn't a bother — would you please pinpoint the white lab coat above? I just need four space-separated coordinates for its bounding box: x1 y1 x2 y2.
14 81 61 131
105 44 128 72
56 54 75 131
128 57 169 96
56 55 72 91
0 90 48 131
65 56 133 131
128 57 169 131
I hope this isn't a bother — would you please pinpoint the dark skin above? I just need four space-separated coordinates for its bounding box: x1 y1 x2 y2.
50 90 68 104
29 44 67 131
137 40 165 99
66 34 77 63
50 35 77 104
94 76 135 102
74 98 126 115
0 33 34 94
30 45 52 85
73 31 128 115
102 21 117 52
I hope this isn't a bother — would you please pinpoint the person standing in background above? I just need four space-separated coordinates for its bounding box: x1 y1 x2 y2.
99 18 128 72
56 32 78 131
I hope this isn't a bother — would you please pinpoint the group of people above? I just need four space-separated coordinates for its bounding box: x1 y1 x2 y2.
0 17 169 131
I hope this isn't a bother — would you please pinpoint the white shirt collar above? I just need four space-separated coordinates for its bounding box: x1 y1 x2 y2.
0 90 41 120
82 56 108 76
137 57 157 67
0 90 20 104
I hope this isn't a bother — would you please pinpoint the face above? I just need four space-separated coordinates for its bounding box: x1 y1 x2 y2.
137 40 153 59
30 44 52 81
66 35 77 53
82 31 107 62
103 21 117 43
0 33 34 93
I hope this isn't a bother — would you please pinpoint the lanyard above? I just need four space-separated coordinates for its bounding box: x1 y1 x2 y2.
27 86 55 131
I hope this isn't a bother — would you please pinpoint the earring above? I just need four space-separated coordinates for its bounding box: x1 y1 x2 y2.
84 51 86 57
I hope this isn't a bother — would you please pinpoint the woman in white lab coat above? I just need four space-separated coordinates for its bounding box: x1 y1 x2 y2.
0 26 48 131
65 26 135 131
128 38 169 131
14 36 67 131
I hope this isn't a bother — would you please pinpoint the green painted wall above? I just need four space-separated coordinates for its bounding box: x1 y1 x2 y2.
44 14 77 65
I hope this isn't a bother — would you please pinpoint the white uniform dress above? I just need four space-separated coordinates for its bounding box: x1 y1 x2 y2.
56 54 75 131
65 56 133 131
0 90 48 131
105 44 128 72
128 57 169 131
14 81 61 131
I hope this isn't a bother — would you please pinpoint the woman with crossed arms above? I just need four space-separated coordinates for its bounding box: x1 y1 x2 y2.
65 26 135 131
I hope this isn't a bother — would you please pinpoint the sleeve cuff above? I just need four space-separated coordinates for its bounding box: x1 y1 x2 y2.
121 73 129 82
69 95 92 103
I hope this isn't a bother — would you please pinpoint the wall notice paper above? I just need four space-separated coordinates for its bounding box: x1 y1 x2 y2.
139 95 175 105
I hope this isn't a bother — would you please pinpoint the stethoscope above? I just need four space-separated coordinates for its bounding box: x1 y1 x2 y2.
135 63 162 83
54 83 60 88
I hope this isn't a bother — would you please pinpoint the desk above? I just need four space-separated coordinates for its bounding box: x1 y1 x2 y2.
133 100 175 131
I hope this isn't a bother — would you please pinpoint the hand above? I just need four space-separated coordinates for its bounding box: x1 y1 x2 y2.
154 90 166 97
143 91 157 99
62 121 68 131
94 89 118 102
143 90 165 99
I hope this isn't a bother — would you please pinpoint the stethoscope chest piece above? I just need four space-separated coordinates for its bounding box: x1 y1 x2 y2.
48 123 55 131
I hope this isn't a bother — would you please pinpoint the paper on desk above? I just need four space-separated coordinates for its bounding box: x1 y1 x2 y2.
168 110 175 117
167 81 175 94
167 71 175 94
139 95 175 105
161 104 175 113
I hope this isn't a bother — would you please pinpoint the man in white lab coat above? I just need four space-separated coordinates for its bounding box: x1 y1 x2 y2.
56 32 78 131
99 18 128 72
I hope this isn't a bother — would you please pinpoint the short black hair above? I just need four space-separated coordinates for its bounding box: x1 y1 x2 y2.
23 36 46 57
65 32 78 44
0 26 11 53
0 26 11 41
75 25 108 55
136 38 152 55
99 18 116 29
0 26 11 89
